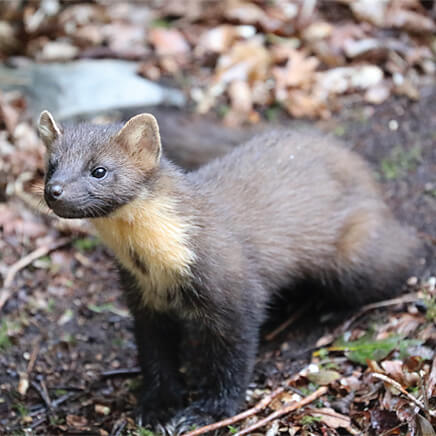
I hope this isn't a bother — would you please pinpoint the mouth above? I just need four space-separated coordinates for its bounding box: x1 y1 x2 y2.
45 195 116 219
46 201 89 219
44 194 93 219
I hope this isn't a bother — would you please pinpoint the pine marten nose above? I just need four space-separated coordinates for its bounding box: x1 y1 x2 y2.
46 183 64 200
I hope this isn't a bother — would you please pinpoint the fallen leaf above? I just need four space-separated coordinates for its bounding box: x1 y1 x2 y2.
148 28 190 56
311 407 352 429
94 404 111 415
215 38 270 85
17 372 29 396
273 49 319 89
387 8 435 34
225 1 266 25
66 414 88 429
307 369 341 385
36 40 79 62
416 414 436 436
350 0 388 27
196 25 239 55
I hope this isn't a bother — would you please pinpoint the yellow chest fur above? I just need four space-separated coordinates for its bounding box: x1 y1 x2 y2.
92 195 196 310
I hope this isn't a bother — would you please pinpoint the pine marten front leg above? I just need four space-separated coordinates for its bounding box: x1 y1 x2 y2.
163 283 263 433
122 269 186 424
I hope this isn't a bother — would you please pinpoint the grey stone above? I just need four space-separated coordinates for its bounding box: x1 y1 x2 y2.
0 59 185 120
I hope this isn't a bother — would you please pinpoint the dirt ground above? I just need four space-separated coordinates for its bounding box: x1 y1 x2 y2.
0 85 435 435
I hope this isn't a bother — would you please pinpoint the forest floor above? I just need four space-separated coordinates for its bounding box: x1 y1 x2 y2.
1 1 436 435
0 85 435 436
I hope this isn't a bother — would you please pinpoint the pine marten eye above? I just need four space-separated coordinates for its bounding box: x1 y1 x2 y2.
91 167 107 179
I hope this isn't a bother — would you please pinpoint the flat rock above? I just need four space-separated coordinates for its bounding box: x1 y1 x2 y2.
0 59 185 120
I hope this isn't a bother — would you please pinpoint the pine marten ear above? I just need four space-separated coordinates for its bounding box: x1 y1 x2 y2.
38 111 62 151
115 113 162 167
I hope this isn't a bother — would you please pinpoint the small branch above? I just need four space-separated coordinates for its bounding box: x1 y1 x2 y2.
30 391 77 417
339 293 419 337
0 237 71 310
265 301 312 341
372 373 435 418
26 339 41 375
181 387 285 436
30 380 52 411
101 367 141 378
235 386 328 436
110 419 127 436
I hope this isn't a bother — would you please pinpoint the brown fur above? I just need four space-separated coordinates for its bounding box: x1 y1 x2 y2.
40 113 419 431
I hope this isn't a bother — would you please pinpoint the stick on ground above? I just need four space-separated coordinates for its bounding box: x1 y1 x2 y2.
372 373 436 418
181 387 285 436
234 386 328 436
0 237 71 310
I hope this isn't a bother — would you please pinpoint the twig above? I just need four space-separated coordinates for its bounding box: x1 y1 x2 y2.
339 293 419 336
372 373 436 418
265 301 312 341
47 385 85 392
234 386 328 436
0 237 71 310
30 391 77 417
181 387 285 436
101 367 141 378
26 339 41 375
30 380 52 411
110 419 127 436
28 415 47 430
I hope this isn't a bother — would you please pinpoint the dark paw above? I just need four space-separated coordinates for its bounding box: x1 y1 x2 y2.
161 403 228 436
137 387 186 427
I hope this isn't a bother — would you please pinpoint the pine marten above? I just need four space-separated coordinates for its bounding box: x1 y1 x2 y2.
39 111 419 432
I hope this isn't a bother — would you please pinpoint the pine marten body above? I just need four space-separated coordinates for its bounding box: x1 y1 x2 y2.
39 112 418 432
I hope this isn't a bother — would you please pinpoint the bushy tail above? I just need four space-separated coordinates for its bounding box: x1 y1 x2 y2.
331 216 420 307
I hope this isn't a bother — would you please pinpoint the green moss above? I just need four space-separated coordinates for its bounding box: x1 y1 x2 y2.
380 145 422 180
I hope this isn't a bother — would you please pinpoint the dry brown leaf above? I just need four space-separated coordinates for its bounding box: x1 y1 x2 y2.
283 89 329 119
102 23 148 56
215 38 270 85
137 61 161 81
311 407 352 429
302 21 333 42
228 80 252 114
74 24 105 47
350 0 388 27
340 374 362 391
0 21 21 54
17 372 29 396
149 28 190 56
195 24 256 55
94 404 111 415
365 83 391 104
387 8 435 34
381 360 405 383
273 49 319 89
415 414 436 436
307 369 341 385
315 65 384 96
0 92 24 135
36 40 79 62
225 0 266 24
66 414 88 429
426 356 436 399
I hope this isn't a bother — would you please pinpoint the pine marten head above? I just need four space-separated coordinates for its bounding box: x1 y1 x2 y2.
39 111 162 219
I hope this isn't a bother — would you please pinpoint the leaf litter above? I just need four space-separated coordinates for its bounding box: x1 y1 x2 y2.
0 1 435 435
